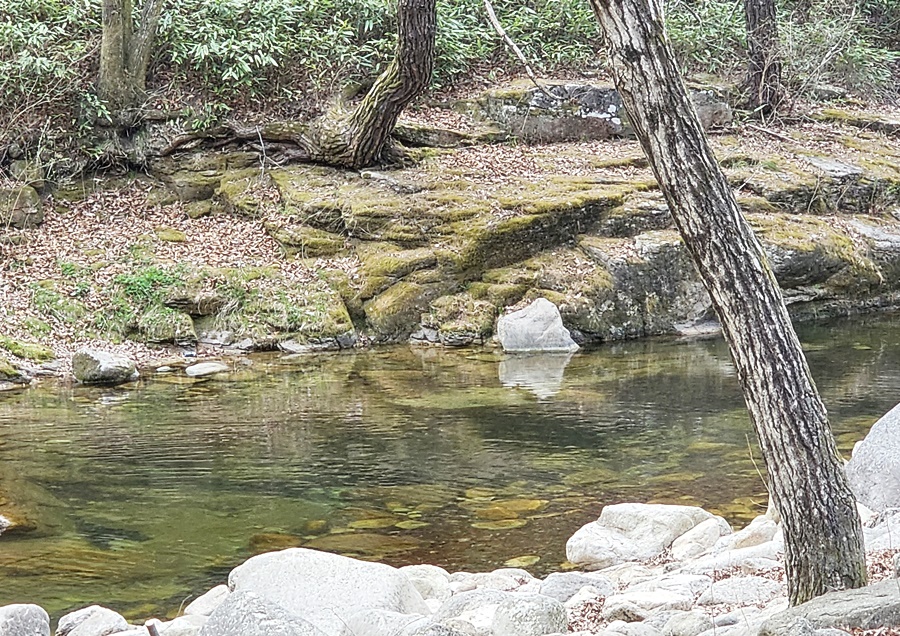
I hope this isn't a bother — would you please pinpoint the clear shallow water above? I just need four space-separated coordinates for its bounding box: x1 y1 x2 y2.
1 314 900 620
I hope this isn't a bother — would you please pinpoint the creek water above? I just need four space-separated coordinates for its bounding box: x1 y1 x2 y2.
1 313 899 620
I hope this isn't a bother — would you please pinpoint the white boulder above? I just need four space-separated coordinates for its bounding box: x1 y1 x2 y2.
184 585 230 617
696 575 783 606
0 604 49 636
72 350 137 385
56 606 128 636
497 298 579 353
198 590 326 636
491 594 567 636
846 402 900 511
228 548 429 635
566 503 716 569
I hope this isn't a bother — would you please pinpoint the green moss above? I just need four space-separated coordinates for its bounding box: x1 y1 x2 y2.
266 223 346 257
364 281 445 340
425 293 497 342
0 337 54 362
154 226 187 243
135 306 196 344
215 169 273 218
30 283 87 324
0 353 20 380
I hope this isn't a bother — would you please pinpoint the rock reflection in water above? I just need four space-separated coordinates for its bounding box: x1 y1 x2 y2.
499 353 574 399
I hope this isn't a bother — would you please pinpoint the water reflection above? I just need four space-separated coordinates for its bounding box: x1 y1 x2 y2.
499 353 574 399
0 313 899 619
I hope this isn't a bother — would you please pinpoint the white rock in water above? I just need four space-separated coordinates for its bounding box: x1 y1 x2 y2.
0 604 49 636
184 362 229 377
497 298 579 353
846 401 900 511
56 606 128 636
72 349 137 385
228 548 429 635
184 585 230 617
566 503 715 570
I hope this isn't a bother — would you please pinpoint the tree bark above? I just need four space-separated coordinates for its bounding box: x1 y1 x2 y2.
305 0 436 168
743 0 785 115
99 0 165 112
587 0 866 606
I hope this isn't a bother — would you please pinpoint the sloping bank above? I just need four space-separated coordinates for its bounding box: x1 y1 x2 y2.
2 83 900 380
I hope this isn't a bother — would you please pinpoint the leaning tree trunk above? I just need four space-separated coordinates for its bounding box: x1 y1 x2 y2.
99 0 165 112
743 0 785 114
306 0 436 169
587 0 866 606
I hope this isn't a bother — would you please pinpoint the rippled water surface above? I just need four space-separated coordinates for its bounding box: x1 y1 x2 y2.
2 314 900 619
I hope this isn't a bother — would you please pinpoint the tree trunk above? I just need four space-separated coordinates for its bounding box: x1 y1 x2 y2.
743 0 785 114
306 0 436 169
587 0 867 606
99 0 165 112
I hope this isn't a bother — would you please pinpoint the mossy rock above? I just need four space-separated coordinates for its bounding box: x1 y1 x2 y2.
0 353 26 383
423 293 497 347
215 169 273 218
364 280 449 342
0 336 55 362
812 108 900 136
266 223 346 257
355 243 439 300
0 185 43 229
160 171 222 203
135 306 197 344
154 226 187 243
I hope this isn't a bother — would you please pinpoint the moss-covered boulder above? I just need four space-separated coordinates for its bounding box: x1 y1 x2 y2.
0 186 43 229
0 336 55 362
135 306 197 344
266 222 347 257
364 279 449 342
421 293 497 347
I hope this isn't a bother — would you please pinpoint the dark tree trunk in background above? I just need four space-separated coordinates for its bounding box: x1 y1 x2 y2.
99 0 165 111
306 0 436 168
587 0 867 606
743 0 785 114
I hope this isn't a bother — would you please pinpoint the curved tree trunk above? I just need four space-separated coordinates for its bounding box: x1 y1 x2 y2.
587 0 866 606
306 0 437 169
743 0 785 114
99 0 165 112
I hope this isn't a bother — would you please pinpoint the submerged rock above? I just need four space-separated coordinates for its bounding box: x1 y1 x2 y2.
72 350 138 385
497 298 579 353
184 361 230 377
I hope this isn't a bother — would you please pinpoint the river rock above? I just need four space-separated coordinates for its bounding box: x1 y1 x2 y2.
711 515 776 552
0 186 43 229
432 589 513 632
566 503 715 569
496 298 579 353
0 604 49 636
491 594 566 636
228 548 429 635
56 605 128 636
152 615 207 636
846 402 900 511
400 564 452 602
184 361 230 377
759 578 900 634
184 585 230 616
72 350 138 385
337 609 428 636
603 590 693 612
662 610 713 636
697 575 783 606
670 517 731 560
540 572 614 602
198 590 327 636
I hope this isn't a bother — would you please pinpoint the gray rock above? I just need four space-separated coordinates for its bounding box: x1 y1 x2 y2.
184 362 230 377
540 572 613 602
566 503 715 569
759 579 900 634
198 591 327 636
497 298 579 353
607 624 663 636
56 606 128 636
228 548 429 635
72 350 138 385
662 610 714 636
846 402 900 511
697 575 783 606
0 604 49 636
337 609 428 636
184 585 229 616
433 589 512 622
400 564 452 602
491 594 566 636
498 353 573 399
0 186 43 229
670 517 732 561
158 615 208 636
601 600 648 623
